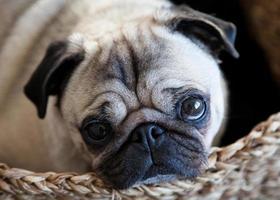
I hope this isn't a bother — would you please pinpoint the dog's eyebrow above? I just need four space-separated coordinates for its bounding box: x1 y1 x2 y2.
162 87 184 94
163 87 210 98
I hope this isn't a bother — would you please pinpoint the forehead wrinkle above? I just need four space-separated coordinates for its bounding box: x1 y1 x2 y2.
114 37 136 91
122 23 167 106
122 29 141 103
79 91 127 125
88 79 139 111
81 90 115 113
100 32 142 93
114 51 128 87
104 40 129 89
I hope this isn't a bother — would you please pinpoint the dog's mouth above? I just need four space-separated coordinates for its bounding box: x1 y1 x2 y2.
97 131 207 189
100 154 206 189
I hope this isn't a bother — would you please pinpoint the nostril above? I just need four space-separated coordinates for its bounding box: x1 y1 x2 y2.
130 123 165 144
150 126 164 139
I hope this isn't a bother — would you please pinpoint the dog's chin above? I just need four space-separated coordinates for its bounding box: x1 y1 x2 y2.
138 174 178 185
134 165 201 187
100 157 205 189
97 133 207 189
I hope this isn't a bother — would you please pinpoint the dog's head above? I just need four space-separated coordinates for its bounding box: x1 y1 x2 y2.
24 5 238 189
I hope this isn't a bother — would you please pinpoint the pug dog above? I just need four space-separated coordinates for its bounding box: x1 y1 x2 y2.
0 0 238 189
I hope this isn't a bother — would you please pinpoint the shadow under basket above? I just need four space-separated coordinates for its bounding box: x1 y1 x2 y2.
1 113 280 200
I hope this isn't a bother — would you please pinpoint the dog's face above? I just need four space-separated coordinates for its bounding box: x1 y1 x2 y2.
24 6 238 189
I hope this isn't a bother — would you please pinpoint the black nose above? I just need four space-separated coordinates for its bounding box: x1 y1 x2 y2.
130 123 165 147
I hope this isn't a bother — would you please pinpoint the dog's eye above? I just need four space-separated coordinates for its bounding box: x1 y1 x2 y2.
81 120 112 146
179 96 206 121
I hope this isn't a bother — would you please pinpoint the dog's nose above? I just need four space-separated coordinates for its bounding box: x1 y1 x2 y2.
130 123 165 146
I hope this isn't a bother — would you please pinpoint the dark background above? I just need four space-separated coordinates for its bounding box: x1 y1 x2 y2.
171 0 280 145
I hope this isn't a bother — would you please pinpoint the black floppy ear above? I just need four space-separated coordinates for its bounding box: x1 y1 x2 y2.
170 5 239 58
24 40 85 118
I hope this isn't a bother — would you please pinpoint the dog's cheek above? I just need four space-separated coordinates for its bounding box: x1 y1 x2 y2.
204 76 228 147
154 136 207 175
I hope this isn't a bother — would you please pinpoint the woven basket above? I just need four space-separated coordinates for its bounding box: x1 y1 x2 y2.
1 113 280 200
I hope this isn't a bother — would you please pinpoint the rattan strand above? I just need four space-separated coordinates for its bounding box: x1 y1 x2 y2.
1 113 280 200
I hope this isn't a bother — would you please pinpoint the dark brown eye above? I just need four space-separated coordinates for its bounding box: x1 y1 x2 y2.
81 120 112 146
180 96 206 121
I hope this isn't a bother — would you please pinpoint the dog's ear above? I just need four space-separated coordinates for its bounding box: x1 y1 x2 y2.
24 40 85 118
170 5 239 58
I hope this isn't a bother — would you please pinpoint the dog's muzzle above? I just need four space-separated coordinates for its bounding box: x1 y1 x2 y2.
98 122 206 189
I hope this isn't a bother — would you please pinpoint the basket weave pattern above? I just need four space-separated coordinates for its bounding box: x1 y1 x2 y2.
1 113 280 199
